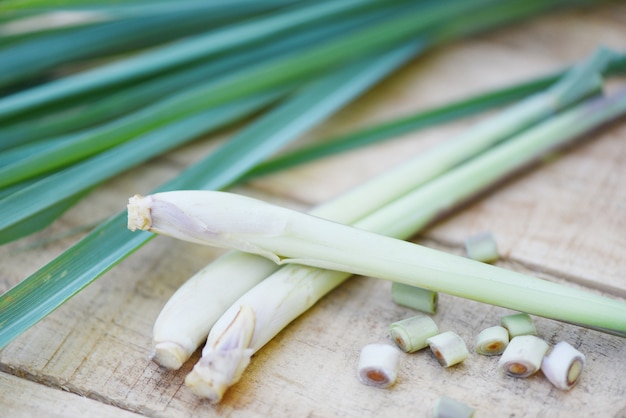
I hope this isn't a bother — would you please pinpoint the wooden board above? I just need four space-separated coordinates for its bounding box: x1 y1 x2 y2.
1 3 626 417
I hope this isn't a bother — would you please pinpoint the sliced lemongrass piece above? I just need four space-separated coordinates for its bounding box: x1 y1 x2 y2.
474 326 509 356
541 341 586 390
391 282 438 314
357 343 400 388
389 314 439 353
426 331 469 367
498 335 548 378
433 396 476 418
464 231 498 263
501 313 537 337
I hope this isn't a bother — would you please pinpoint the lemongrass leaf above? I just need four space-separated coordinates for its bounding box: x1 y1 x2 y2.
0 41 419 349
0 4 395 148
0 0 387 120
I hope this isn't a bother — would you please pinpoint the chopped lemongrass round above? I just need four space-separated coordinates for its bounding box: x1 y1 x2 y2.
475 326 509 356
500 313 537 338
433 396 476 418
541 341 586 390
426 331 469 367
498 335 548 378
391 282 438 314
357 344 400 388
389 314 439 353
464 231 498 263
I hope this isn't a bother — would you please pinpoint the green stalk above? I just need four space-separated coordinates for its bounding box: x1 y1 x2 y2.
130 87 626 337
0 41 420 349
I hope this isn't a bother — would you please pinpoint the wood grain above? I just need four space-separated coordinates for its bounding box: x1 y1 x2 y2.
1 3 625 417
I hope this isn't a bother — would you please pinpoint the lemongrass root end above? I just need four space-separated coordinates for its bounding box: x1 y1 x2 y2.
127 194 152 231
151 341 192 370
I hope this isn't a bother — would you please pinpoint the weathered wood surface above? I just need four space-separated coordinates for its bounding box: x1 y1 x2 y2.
1 4 626 417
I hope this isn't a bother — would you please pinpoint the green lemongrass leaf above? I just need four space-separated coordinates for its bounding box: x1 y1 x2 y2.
0 191 91 244
0 1 304 88
0 41 419 349
248 49 626 179
0 0 386 120
0 4 395 148
0 89 287 244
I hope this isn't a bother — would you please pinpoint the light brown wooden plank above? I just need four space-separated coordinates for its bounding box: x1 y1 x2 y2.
0 371 145 418
1 3 625 418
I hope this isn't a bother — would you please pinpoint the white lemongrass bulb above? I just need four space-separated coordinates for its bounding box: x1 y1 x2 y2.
184 305 256 403
357 343 400 388
151 251 277 369
474 326 509 356
541 341 585 390
389 314 438 353
498 335 549 378
426 331 469 367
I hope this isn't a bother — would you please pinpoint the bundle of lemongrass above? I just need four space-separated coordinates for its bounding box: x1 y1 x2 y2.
1 0 608 351
127 49 626 403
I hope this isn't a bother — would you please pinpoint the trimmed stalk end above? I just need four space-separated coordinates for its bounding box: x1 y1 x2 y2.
151 341 191 370
127 194 153 231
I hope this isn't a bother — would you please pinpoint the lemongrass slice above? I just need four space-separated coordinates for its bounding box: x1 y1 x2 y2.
433 396 476 418
389 314 439 353
357 343 400 388
426 331 468 367
498 335 548 377
464 231 498 263
541 341 586 390
391 282 438 314
500 313 537 337
474 326 509 356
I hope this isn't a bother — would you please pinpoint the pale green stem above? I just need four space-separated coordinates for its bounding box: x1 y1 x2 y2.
150 48 618 368
130 87 626 334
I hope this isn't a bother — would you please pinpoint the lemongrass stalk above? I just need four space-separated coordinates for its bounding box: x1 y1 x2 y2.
134 84 626 400
500 313 537 338
474 326 509 356
498 335 549 378
391 282 438 314
426 331 469 367
356 344 400 388
541 341 585 390
389 314 439 353
127 163 626 335
129 81 626 330
464 232 499 263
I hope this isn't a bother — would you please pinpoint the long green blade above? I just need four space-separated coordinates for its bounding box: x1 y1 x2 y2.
0 4 395 148
0 0 382 120
0 40 422 349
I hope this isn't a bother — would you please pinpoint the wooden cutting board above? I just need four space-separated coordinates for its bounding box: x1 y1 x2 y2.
1 3 625 417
